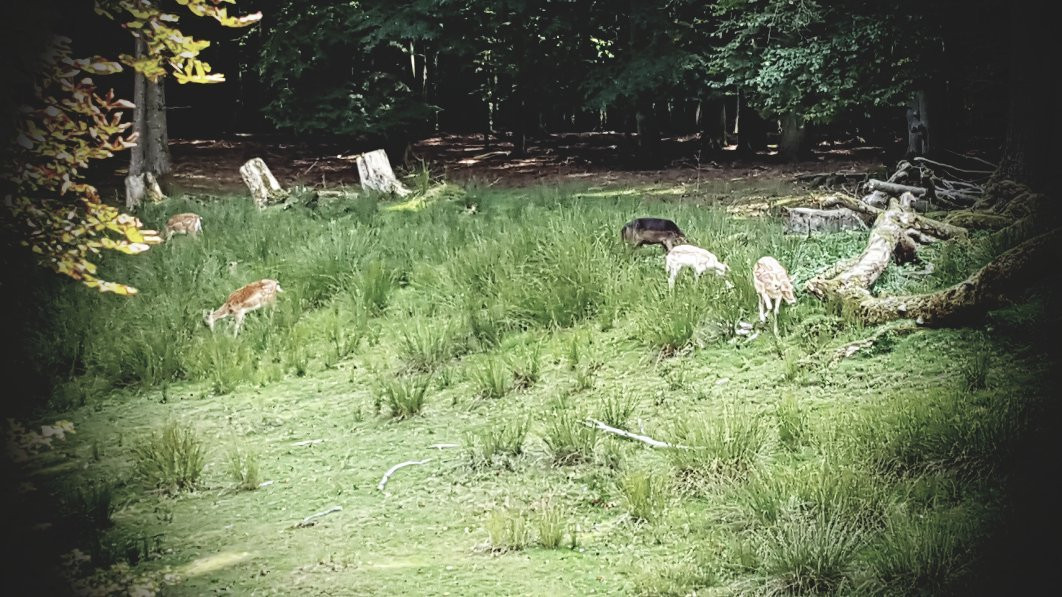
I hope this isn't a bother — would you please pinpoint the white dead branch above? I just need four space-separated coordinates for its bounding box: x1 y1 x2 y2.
292 439 325 447
356 149 411 197
377 459 432 491
294 505 342 528
240 157 288 208
583 418 673 448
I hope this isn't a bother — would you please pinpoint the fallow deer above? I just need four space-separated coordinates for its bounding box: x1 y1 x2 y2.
164 213 202 241
753 256 797 333
665 244 730 289
621 217 687 252
204 279 283 337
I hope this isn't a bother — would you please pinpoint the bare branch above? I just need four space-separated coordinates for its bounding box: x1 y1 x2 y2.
584 418 674 448
294 505 342 528
378 459 432 491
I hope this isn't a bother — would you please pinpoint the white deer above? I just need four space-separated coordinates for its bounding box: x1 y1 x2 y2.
204 279 283 337
753 256 796 333
164 213 202 242
665 244 730 289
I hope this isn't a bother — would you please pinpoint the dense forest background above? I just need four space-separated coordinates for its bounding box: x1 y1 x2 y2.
5 0 1036 169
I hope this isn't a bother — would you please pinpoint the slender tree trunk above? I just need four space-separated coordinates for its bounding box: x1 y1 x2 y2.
735 90 767 155
126 37 170 210
635 97 660 158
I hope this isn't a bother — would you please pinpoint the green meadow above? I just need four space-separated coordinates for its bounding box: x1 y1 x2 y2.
7 179 1057 595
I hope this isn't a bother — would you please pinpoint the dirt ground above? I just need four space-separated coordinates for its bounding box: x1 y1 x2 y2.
149 133 887 195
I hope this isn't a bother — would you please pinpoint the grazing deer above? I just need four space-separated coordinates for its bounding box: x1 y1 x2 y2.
753 256 797 333
164 213 202 241
621 217 687 252
204 279 283 337
666 244 730 289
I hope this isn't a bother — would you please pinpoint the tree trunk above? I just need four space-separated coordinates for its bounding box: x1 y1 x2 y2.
635 97 660 159
735 90 767 155
125 37 171 210
779 112 808 162
697 96 727 152
994 0 1055 192
905 105 927 158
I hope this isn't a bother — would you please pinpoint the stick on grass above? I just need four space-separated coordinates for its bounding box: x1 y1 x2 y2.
377 459 432 491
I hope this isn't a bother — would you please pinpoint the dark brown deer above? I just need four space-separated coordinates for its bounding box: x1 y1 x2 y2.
620 217 686 252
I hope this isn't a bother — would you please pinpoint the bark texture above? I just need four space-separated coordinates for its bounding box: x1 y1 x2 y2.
126 37 171 210
240 158 288 208
356 149 411 196
805 196 1059 326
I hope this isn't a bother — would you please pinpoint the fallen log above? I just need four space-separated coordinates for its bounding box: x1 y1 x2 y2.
807 199 1060 326
858 228 1062 325
943 210 1011 231
805 198 965 303
865 179 928 198
861 161 917 207
783 207 868 234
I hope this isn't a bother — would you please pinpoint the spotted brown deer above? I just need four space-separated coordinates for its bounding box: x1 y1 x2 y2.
164 213 202 241
665 244 730 289
753 256 796 332
204 279 283 336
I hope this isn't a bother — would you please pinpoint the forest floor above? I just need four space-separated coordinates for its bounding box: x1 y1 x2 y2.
6 163 1059 596
98 133 888 196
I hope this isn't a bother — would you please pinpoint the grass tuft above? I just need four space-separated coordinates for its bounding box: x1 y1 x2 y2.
377 374 432 420
131 421 205 494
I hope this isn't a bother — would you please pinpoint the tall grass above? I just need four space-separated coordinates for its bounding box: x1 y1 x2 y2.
466 419 529 470
668 407 771 484
543 411 599 465
376 374 433 420
23 186 805 404
131 421 205 494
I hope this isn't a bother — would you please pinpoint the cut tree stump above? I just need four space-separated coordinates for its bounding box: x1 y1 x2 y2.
356 149 411 197
124 172 166 210
240 157 288 208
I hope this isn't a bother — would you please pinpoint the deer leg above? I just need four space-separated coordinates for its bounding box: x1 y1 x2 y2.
772 297 782 335
668 265 678 290
758 293 768 323
233 310 245 337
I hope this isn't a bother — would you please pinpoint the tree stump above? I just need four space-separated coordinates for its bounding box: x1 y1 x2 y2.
124 172 166 211
240 157 288 208
356 149 411 197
